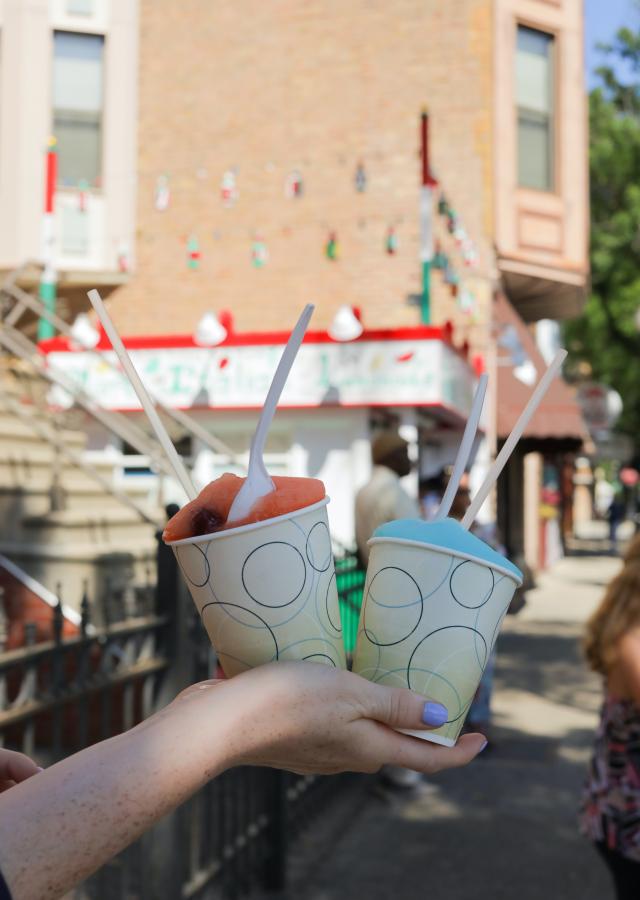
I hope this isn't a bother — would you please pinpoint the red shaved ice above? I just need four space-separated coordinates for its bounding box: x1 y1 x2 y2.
163 474 326 542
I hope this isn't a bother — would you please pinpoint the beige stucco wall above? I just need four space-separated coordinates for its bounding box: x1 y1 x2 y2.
0 0 51 269
0 0 138 274
494 0 589 290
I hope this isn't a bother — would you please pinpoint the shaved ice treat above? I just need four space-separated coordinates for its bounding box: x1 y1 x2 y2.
163 474 326 541
163 474 345 677
353 518 522 746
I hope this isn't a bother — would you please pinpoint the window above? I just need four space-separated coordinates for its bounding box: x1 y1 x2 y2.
53 31 104 188
516 26 555 191
66 0 95 14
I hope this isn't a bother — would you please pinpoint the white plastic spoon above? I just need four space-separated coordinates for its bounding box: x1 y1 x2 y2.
227 304 315 524
462 349 567 529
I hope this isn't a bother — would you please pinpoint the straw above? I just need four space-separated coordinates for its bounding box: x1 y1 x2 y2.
434 373 488 520
87 289 197 501
461 349 567 529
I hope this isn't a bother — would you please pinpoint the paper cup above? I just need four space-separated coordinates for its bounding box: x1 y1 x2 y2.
352 536 522 746
166 498 347 677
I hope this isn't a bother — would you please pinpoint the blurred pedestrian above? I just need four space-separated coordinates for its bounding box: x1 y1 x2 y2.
419 470 447 521
355 431 419 567
580 534 640 898
355 430 422 789
594 470 615 520
608 483 625 555
449 470 472 522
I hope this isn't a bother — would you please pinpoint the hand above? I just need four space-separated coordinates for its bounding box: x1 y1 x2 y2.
0 666 484 899
174 662 486 776
0 749 41 793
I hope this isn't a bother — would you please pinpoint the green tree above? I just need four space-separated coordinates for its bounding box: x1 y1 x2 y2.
565 23 640 443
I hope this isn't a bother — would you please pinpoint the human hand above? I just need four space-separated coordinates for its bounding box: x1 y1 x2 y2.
0 749 41 792
0 667 483 900
175 662 486 776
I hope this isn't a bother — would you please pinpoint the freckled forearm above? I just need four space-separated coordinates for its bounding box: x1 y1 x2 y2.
0 696 237 900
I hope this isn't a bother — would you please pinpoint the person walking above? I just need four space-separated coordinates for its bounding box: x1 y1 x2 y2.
608 483 626 555
419 470 447 522
580 534 640 898
355 430 423 788
355 431 419 567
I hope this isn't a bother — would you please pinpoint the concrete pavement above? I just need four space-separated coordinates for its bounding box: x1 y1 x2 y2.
298 554 623 900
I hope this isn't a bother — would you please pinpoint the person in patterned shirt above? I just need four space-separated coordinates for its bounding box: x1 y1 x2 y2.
581 535 640 899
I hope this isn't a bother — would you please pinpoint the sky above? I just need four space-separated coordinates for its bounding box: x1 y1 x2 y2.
585 0 639 86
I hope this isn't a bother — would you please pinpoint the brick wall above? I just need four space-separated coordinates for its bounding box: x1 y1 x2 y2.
110 0 495 357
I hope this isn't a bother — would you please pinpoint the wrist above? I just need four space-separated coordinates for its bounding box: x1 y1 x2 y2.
176 671 287 771
159 680 247 779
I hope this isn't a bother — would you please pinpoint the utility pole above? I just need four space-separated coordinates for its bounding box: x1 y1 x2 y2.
37 137 58 341
420 110 438 325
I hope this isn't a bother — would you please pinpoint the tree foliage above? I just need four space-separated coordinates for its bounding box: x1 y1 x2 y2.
564 23 640 442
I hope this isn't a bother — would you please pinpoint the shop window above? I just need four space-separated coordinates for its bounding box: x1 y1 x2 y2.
516 26 555 191
53 30 104 188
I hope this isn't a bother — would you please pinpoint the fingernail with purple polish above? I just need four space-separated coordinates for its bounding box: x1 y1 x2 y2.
422 701 448 727
480 740 488 753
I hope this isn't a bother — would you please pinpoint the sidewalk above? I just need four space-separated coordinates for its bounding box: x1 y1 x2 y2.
299 554 622 900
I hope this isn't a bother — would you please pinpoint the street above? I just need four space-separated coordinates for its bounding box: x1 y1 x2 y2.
297 553 621 900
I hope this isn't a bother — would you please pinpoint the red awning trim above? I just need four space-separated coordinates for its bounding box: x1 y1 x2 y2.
102 399 470 421
39 323 463 352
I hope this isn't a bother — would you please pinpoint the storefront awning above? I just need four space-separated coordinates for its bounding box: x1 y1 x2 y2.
498 257 587 322
39 323 477 423
495 292 587 449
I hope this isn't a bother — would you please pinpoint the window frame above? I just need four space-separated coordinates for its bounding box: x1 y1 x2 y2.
515 22 559 195
51 28 106 193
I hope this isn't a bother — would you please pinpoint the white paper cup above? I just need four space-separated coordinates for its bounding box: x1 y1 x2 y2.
166 498 347 677
352 536 522 746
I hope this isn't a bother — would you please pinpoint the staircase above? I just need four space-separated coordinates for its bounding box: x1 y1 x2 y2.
0 365 163 610
0 263 239 615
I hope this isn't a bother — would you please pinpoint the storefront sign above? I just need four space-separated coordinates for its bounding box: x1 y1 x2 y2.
46 337 474 417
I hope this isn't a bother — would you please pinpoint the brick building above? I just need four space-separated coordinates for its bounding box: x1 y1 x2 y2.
113 0 495 344
0 0 589 557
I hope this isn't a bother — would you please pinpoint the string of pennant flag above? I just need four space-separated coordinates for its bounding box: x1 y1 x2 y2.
144 160 481 319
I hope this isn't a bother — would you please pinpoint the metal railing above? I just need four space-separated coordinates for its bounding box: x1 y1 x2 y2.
0 265 244 468
0 579 165 762
334 543 367 656
0 540 367 899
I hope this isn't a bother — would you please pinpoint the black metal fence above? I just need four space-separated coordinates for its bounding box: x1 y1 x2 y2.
0 540 366 899
0 586 166 764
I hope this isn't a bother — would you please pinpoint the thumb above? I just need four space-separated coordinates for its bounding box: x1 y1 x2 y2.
1 749 41 784
362 681 449 731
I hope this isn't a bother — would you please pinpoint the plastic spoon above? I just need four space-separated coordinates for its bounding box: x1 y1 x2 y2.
462 349 567 529
227 304 315 523
434 373 488 520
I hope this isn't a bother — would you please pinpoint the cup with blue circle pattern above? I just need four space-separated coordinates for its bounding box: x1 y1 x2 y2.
166 498 347 677
352 518 522 746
